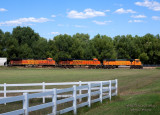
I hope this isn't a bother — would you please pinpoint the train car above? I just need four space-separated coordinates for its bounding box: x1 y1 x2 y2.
10 58 56 67
58 58 101 68
103 59 143 69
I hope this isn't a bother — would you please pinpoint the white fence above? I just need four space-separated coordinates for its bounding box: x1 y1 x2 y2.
0 79 118 115
0 80 117 103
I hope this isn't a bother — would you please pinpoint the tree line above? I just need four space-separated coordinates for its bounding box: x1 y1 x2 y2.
0 26 160 64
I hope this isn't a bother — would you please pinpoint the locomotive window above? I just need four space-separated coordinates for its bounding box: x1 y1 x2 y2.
48 59 52 61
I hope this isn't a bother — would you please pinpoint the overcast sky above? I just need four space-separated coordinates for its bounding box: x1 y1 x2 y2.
0 0 160 39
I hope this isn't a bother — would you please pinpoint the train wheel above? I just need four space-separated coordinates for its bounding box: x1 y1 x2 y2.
96 66 99 69
112 66 115 69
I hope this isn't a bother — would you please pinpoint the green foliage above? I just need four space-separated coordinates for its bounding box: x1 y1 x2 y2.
139 53 149 64
32 37 48 58
5 38 19 59
0 29 4 56
12 26 39 46
92 34 116 61
19 44 33 58
0 27 160 64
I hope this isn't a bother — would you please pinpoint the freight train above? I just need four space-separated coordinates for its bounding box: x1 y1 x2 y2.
9 58 143 69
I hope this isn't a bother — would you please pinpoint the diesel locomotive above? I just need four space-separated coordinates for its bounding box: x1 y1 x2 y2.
10 58 143 69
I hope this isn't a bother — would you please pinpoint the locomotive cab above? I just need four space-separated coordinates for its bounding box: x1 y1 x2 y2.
47 58 53 61
130 59 143 69
93 58 98 61
47 58 55 65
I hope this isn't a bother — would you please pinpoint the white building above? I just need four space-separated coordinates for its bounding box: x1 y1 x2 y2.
0 57 7 66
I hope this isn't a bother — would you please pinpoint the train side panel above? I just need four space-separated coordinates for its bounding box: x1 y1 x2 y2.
10 58 56 66
58 58 101 68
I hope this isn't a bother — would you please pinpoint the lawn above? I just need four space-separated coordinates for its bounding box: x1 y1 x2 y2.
0 67 160 115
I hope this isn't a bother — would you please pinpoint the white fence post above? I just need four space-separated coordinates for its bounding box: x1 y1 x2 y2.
100 81 103 103
4 83 6 105
73 85 77 115
4 83 6 98
115 79 118 96
109 80 111 101
88 83 91 107
42 82 45 103
52 88 57 115
79 81 82 102
23 93 29 115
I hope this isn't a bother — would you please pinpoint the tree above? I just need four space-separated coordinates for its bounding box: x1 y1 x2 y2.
6 38 19 60
47 39 58 58
140 33 159 64
12 26 40 46
139 53 149 64
84 40 97 59
18 44 33 58
53 34 72 61
114 35 132 59
32 38 48 58
71 33 88 59
92 34 116 61
0 29 4 56
1 32 13 57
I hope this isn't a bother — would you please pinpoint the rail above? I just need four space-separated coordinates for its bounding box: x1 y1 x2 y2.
0 79 118 115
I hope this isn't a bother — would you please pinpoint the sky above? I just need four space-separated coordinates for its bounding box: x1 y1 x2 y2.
0 0 160 39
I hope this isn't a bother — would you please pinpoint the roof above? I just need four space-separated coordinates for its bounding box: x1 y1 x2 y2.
59 58 95 61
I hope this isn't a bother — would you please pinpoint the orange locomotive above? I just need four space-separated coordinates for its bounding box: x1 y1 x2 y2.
10 58 56 67
103 59 143 69
58 58 101 68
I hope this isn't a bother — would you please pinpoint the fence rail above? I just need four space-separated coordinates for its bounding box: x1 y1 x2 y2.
0 79 118 115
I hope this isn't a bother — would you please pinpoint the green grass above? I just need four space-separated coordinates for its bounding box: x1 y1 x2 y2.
0 67 160 115
83 94 160 115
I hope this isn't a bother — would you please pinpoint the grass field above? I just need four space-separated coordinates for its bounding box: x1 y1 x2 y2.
0 67 160 115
